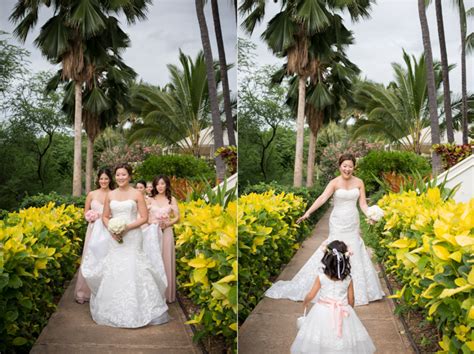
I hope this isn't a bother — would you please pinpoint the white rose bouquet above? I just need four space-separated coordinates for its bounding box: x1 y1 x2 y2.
108 217 127 243
367 205 384 223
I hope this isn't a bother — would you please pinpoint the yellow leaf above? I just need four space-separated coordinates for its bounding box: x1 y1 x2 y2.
467 341 474 351
432 245 450 261
390 238 416 249
469 306 474 320
229 323 237 331
388 284 407 299
192 268 208 286
454 278 467 287
185 309 205 325
188 257 208 268
429 301 441 316
449 251 462 263
468 267 474 285
34 259 48 270
216 274 236 283
439 284 473 298
455 235 474 247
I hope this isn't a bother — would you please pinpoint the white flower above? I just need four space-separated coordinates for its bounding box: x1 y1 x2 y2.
108 217 127 234
367 205 384 222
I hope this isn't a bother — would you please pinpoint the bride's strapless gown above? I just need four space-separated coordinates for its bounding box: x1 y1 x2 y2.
81 199 169 327
265 188 384 306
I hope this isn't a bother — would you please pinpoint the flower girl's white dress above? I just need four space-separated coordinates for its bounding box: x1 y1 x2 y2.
81 199 169 327
266 188 384 306
291 274 375 353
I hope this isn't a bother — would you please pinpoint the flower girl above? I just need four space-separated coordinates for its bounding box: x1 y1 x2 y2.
291 240 376 354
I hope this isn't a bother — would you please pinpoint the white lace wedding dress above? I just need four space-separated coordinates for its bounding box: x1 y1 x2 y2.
81 199 169 327
266 188 384 306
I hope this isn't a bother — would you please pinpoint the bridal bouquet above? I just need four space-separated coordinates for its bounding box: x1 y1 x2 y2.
367 205 384 222
108 217 127 243
85 210 100 223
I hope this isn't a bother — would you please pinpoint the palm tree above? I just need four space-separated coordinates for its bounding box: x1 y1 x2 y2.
128 51 217 157
210 0 236 146
352 52 447 153
9 0 149 196
195 0 226 181
434 0 454 143
418 0 442 175
242 0 373 187
453 0 469 144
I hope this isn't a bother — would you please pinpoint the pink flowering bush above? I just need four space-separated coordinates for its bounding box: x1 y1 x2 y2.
98 143 161 168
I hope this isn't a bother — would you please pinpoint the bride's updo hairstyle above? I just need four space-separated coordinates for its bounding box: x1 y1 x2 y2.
338 153 356 166
114 163 133 178
322 240 351 281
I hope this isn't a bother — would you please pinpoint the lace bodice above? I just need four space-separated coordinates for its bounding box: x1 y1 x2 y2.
318 274 351 304
110 200 137 224
90 200 104 215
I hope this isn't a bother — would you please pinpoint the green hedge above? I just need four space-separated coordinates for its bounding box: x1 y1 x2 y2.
135 155 214 181
356 150 431 195
0 203 86 352
19 192 86 210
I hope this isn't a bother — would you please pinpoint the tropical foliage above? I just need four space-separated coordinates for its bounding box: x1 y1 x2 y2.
175 200 237 348
372 189 474 353
0 203 86 351
433 143 473 170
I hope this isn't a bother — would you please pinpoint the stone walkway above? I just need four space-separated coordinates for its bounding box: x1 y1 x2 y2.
31 273 201 354
239 209 415 354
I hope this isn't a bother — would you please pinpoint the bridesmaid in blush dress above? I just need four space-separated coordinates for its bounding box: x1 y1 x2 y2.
148 175 180 303
74 167 115 304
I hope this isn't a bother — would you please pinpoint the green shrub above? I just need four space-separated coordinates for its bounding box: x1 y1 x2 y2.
0 203 86 352
356 150 431 195
19 192 86 210
135 155 214 181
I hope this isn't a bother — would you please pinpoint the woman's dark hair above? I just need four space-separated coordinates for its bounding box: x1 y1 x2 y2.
114 163 133 178
135 180 147 188
151 175 172 204
321 240 351 281
95 167 115 190
338 153 356 167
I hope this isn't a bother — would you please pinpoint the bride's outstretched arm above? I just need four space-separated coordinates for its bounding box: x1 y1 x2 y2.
297 180 335 223
358 181 369 217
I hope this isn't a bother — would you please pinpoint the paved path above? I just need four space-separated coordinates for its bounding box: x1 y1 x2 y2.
31 273 201 354
239 209 415 354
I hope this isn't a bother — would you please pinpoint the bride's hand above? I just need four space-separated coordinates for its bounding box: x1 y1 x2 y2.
296 213 310 224
111 233 122 242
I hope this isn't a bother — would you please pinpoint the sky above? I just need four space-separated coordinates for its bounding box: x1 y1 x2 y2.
238 0 473 95
0 0 237 91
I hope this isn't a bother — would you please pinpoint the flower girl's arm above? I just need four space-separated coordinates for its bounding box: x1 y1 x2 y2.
126 192 149 231
303 276 321 309
348 280 355 308
358 181 369 217
297 181 336 223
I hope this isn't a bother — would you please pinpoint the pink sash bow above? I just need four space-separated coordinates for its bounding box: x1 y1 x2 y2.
317 298 350 337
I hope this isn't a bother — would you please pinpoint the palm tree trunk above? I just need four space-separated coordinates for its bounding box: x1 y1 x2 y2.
435 0 454 143
293 76 306 187
73 81 82 196
306 128 316 187
459 0 468 144
418 0 442 175
211 0 236 146
85 135 94 194
195 0 226 181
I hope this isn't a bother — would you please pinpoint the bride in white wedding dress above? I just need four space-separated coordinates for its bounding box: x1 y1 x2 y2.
266 153 384 306
81 163 169 327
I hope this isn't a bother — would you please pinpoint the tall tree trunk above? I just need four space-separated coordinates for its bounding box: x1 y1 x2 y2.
195 0 226 181
211 0 236 146
435 0 454 143
306 128 316 187
418 0 442 175
459 0 468 144
73 81 82 196
85 135 94 194
293 76 306 187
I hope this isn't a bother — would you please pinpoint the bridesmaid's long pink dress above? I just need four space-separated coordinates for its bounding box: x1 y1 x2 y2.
74 200 103 303
149 204 176 303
